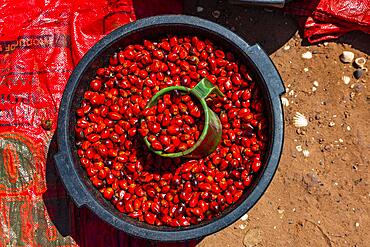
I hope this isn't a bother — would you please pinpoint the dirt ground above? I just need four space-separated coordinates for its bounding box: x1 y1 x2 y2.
184 2 370 247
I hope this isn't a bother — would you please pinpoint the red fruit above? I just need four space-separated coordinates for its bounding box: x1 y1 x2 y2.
151 201 161 214
252 161 262 172
103 187 114 200
158 135 171 146
178 143 188 152
148 122 161 134
151 141 163 151
90 79 102 91
167 125 180 135
189 107 201 118
161 114 171 127
224 191 233 205
108 112 122 121
199 183 211 191
164 144 176 153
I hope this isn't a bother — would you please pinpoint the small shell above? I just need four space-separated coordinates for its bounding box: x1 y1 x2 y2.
313 81 319 87
293 112 308 128
239 224 247 230
296 145 302 152
340 51 354 63
281 97 289 107
196 6 204 12
303 150 310 157
302 51 312 59
241 214 249 221
354 57 366 68
212 10 221 18
342 75 351 85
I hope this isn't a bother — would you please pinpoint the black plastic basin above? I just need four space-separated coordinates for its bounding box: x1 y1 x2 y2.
55 15 285 242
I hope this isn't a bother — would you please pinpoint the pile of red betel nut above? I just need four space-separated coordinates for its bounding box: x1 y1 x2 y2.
75 35 268 227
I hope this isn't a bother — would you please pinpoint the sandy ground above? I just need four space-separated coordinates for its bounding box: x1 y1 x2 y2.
184 2 370 247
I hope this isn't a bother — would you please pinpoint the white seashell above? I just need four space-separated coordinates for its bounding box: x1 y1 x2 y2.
293 112 308 127
283 45 290 51
340 51 354 63
302 51 312 59
241 214 249 221
277 209 285 214
312 87 317 92
354 57 366 68
239 224 247 230
342 75 351 85
296 145 302 152
281 97 289 107
303 150 310 157
212 10 221 18
313 81 319 87
196 6 204 12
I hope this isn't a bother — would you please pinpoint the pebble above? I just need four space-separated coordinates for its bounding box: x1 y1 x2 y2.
355 222 360 227
340 51 354 63
312 86 317 92
302 172 321 194
196 6 204 12
212 10 221 18
328 121 335 127
313 81 319 87
342 75 351 85
243 228 262 247
354 83 364 93
302 51 313 59
347 126 351 131
324 145 332 151
296 128 306 135
283 45 291 51
353 69 364 79
303 149 310 157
